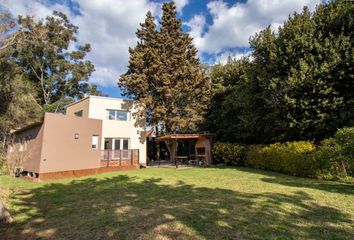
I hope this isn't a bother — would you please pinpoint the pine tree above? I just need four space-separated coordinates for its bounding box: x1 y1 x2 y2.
119 2 210 134
119 11 159 129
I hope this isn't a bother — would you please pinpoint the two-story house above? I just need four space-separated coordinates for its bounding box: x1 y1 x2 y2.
6 96 146 181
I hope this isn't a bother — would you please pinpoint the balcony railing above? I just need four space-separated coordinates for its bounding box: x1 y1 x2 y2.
100 149 139 167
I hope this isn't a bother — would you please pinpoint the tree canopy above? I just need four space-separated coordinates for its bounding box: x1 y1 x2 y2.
204 0 354 143
0 11 102 151
119 2 211 134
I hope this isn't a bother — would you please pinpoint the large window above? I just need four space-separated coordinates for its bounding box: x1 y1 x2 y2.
104 138 130 150
106 109 130 121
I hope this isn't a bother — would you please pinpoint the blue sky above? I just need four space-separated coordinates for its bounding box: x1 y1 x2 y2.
2 0 321 98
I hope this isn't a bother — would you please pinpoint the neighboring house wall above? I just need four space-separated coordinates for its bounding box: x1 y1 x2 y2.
7 124 44 173
39 113 102 173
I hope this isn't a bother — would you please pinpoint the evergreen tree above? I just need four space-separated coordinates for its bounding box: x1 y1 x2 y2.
206 0 354 143
120 11 159 130
120 2 210 134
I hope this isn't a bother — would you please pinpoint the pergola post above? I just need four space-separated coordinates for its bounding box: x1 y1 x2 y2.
165 140 177 163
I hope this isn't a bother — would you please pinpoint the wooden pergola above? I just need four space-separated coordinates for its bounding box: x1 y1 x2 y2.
155 133 214 166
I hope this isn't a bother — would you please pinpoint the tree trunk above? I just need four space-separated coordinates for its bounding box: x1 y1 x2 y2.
0 200 12 224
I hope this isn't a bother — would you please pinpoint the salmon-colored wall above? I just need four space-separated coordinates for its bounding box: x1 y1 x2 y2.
39 113 102 173
195 136 212 165
7 124 45 173
65 97 90 118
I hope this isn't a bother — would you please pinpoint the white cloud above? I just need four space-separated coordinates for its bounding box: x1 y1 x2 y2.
2 0 323 87
215 50 252 65
192 0 321 54
185 14 205 50
174 0 189 13
2 0 160 87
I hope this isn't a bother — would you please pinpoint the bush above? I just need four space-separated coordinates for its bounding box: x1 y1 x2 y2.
333 127 354 175
244 145 265 168
212 127 354 182
314 127 354 181
212 142 246 165
245 141 316 177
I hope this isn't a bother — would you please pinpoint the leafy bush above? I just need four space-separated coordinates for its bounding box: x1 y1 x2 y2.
314 127 354 181
212 127 354 182
333 127 354 175
244 145 265 168
212 142 246 165
245 141 316 177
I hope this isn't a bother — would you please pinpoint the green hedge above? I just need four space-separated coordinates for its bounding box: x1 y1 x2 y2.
212 142 246 165
245 141 317 177
213 127 354 182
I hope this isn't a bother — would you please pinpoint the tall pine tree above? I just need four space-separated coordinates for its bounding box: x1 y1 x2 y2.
119 2 210 134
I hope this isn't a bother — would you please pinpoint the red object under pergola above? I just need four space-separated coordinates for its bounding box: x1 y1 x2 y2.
155 133 214 165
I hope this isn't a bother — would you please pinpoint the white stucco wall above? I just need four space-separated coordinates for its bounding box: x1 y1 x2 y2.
87 96 146 165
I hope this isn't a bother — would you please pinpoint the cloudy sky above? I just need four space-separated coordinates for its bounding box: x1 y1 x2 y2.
1 0 321 97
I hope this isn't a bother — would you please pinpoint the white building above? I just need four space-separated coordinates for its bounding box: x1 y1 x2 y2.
66 96 147 165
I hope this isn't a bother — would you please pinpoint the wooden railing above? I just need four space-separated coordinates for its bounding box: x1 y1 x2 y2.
100 149 139 167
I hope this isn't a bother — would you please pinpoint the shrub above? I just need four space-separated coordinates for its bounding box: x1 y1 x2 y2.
314 127 354 181
244 145 265 168
212 142 246 165
212 127 354 182
333 127 354 175
245 141 316 177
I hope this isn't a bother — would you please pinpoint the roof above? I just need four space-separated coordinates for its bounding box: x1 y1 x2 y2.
155 133 214 141
66 95 133 108
10 121 43 134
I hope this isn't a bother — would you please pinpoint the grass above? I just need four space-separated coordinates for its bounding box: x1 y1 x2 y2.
0 167 353 240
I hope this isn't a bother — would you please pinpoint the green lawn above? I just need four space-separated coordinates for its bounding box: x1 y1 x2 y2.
0 167 353 240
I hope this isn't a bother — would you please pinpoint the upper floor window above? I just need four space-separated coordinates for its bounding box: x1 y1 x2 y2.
74 110 83 117
106 109 130 121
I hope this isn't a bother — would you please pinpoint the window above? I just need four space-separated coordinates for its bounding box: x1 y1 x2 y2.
106 110 130 121
123 139 129 149
114 139 121 150
108 138 130 150
74 110 83 117
92 135 99 149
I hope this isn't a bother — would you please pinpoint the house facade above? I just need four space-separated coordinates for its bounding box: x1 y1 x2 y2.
7 96 146 181
66 96 146 164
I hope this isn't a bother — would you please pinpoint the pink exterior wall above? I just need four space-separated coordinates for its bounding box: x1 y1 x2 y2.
39 113 102 173
7 124 45 173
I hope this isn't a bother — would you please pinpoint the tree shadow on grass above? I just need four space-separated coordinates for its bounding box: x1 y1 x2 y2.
1 174 353 240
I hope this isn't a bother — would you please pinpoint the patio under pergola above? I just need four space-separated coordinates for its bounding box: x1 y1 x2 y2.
155 133 214 167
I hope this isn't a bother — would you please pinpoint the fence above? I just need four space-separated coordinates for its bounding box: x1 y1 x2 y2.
100 149 139 167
